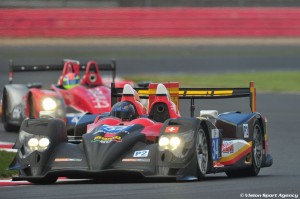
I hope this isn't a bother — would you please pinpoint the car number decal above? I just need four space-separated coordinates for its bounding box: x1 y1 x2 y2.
243 124 249 138
133 150 149 157
211 129 220 161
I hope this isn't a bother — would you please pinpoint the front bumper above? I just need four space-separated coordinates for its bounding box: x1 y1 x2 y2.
12 169 180 182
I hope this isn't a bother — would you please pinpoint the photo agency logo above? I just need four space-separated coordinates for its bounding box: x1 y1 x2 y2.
240 193 299 198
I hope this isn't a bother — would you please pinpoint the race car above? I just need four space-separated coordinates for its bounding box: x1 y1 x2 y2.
1 59 133 133
9 81 273 184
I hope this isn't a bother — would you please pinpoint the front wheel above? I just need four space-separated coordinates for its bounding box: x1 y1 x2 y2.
195 128 209 180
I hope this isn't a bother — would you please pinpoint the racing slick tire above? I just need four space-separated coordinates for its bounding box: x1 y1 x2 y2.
225 120 263 177
195 125 210 180
3 123 18 133
2 90 19 132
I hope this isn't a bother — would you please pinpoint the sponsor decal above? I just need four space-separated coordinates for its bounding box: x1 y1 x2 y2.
87 88 110 109
55 158 82 162
68 116 80 124
104 133 117 138
93 125 132 135
222 142 234 153
122 158 150 163
67 113 84 124
213 162 224 168
211 129 220 161
71 117 80 124
133 150 149 157
165 126 179 133
91 125 132 143
243 124 249 138
12 106 22 119
92 135 122 143
220 140 252 165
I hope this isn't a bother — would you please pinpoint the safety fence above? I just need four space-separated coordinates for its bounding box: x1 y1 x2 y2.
1 8 300 37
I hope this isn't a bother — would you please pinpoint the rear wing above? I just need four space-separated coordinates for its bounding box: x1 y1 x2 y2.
8 59 116 84
111 82 257 117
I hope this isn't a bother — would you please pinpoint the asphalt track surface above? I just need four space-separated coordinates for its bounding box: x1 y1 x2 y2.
0 39 299 199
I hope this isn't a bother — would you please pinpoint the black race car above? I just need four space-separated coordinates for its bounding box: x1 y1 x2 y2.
9 82 273 184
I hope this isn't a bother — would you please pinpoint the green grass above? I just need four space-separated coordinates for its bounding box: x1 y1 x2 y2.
0 151 18 178
125 71 300 93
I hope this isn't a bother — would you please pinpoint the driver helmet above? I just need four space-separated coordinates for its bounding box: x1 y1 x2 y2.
63 73 80 89
111 101 136 121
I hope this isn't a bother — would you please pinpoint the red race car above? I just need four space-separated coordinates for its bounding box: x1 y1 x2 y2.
1 59 134 133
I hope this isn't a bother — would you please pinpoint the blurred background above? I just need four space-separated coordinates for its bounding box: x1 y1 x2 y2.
1 0 300 7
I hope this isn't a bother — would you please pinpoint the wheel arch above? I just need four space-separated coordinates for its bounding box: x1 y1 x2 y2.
254 113 267 150
198 118 214 174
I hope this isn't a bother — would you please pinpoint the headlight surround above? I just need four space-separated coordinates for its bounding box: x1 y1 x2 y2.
42 97 57 111
158 130 195 158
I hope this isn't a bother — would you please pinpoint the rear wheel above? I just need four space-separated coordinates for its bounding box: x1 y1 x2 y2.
2 90 19 132
3 123 19 132
195 128 209 180
226 120 263 177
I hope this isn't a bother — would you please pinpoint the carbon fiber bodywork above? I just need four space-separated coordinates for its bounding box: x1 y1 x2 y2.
10 111 272 182
9 82 273 183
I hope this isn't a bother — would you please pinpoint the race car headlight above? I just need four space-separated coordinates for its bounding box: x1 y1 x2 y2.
39 137 50 148
42 98 57 111
28 138 39 149
159 137 169 147
170 137 181 149
159 136 182 151
27 137 50 152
